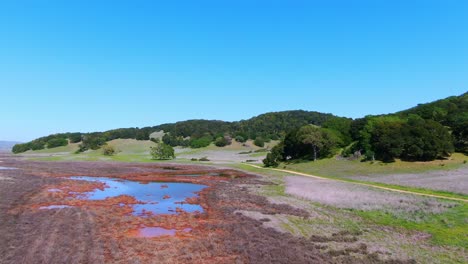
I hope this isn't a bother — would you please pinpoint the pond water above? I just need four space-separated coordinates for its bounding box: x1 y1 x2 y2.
40 205 73 210
137 227 192 237
69 176 206 216
0 166 17 170
175 172 221 177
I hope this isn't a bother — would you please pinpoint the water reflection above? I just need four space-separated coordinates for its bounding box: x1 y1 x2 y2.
70 176 206 215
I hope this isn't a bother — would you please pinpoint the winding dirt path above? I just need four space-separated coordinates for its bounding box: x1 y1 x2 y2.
246 164 468 203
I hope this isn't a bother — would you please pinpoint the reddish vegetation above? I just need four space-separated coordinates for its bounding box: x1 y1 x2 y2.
0 154 412 263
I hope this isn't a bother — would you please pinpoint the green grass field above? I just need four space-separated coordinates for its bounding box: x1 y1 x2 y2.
282 153 467 177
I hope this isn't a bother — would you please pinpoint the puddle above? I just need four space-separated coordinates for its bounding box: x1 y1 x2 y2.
47 188 62 192
69 176 206 215
40 205 73 210
176 172 220 177
0 166 17 170
137 227 192 237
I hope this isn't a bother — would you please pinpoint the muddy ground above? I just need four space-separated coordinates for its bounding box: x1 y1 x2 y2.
0 153 412 264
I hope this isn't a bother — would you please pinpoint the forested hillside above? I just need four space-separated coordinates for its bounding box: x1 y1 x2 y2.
12 111 336 153
263 93 467 166
13 93 467 163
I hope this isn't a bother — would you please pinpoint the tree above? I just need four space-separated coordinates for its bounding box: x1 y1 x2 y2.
12 143 32 154
263 143 284 167
102 145 116 156
369 117 406 162
254 137 265 147
235 135 246 143
68 133 82 143
190 136 212 148
215 136 231 147
400 117 454 161
322 117 353 147
150 143 175 160
296 125 337 161
47 138 68 148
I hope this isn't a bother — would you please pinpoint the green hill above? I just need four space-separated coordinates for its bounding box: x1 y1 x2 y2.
12 93 467 158
398 92 467 153
12 110 337 154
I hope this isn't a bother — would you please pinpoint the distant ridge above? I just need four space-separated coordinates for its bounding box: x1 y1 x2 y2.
0 141 21 152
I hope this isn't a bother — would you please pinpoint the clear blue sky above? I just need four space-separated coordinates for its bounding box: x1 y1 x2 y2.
0 0 467 142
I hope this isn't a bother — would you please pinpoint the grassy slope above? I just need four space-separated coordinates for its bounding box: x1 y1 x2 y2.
233 163 468 262
283 153 467 177
24 139 276 164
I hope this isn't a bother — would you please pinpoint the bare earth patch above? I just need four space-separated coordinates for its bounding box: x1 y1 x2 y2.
0 154 411 264
349 166 468 195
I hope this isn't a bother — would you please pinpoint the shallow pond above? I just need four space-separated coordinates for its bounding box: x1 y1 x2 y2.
0 166 17 170
137 227 192 237
40 205 73 210
70 176 207 216
175 172 220 177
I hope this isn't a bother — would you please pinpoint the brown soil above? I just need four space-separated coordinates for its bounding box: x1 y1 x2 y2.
0 154 412 264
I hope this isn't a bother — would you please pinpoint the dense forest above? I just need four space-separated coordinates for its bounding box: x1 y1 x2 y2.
13 93 467 165
264 92 467 166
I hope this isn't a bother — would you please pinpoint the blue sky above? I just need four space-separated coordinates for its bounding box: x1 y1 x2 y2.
0 1 467 142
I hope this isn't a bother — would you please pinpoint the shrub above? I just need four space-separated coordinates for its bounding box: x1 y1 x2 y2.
215 137 231 147
263 144 284 167
254 137 265 147
12 143 32 154
150 143 175 160
30 141 45 150
235 135 246 143
47 138 68 149
199 157 210 161
190 136 212 148
68 133 82 143
102 145 116 156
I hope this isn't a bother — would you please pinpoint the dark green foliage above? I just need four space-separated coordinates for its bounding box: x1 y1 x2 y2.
16 111 339 152
235 135 246 143
14 94 466 161
135 129 150 140
30 141 45 150
190 136 213 148
157 120 232 139
360 116 454 162
322 117 353 147
46 138 68 149
237 110 335 140
78 133 107 152
68 133 82 143
12 143 32 154
162 133 189 147
150 138 160 144
263 143 284 167
150 143 175 160
215 137 231 147
400 117 454 161
297 125 338 161
367 117 406 162
102 145 116 156
254 137 265 147
398 92 467 153
264 125 339 164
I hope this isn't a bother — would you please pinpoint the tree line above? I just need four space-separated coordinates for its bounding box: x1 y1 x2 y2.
264 92 467 166
13 110 335 153
13 93 467 163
